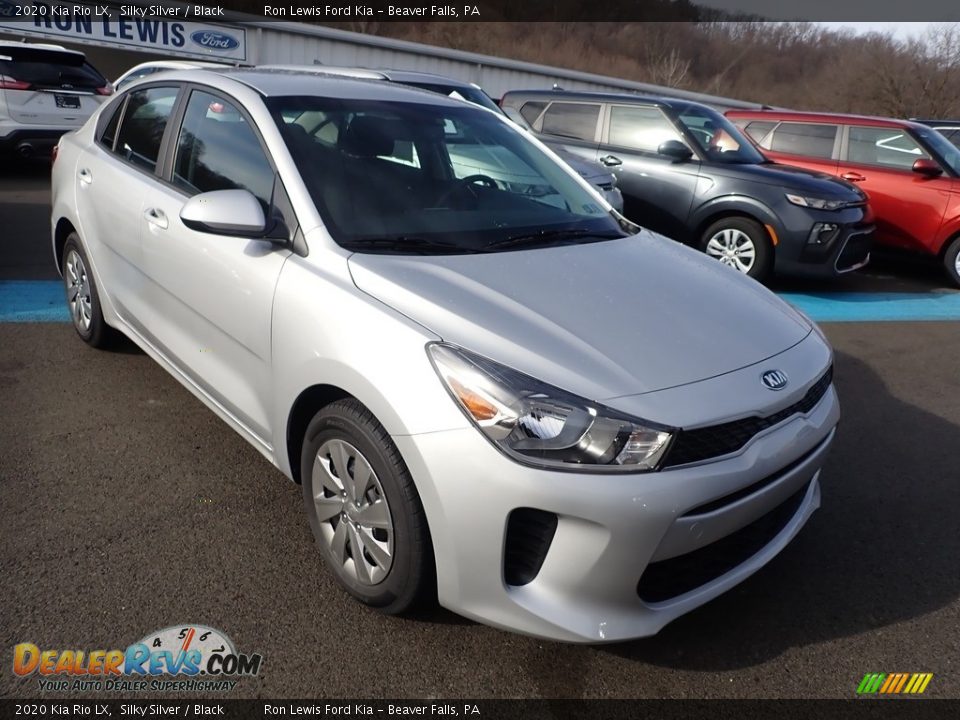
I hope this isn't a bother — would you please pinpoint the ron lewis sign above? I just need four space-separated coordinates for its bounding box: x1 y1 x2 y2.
0 2 247 62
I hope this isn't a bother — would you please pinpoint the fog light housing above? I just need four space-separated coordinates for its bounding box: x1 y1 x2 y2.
808 222 841 246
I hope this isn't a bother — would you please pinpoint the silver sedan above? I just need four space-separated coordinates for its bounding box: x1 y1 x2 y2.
51 68 838 642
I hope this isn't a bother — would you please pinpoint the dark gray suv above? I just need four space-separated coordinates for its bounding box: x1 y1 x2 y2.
501 90 874 281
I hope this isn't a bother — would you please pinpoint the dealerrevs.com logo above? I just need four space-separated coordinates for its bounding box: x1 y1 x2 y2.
13 624 262 693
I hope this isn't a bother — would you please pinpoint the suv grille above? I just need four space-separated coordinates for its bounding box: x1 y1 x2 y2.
662 367 832 468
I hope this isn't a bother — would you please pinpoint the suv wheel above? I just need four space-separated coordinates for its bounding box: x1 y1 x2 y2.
301 399 433 614
944 235 960 287
701 217 772 282
62 234 117 348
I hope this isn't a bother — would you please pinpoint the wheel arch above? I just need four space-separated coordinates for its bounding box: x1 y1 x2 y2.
692 200 779 247
53 217 78 275
286 384 353 484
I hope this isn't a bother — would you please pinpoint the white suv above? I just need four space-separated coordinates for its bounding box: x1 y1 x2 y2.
0 41 111 159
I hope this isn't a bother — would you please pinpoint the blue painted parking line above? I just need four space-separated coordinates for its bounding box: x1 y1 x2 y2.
780 292 960 322
0 281 69 322
2 280 959 324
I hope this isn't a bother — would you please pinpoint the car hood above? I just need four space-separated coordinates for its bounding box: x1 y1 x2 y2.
715 161 865 199
347 233 811 402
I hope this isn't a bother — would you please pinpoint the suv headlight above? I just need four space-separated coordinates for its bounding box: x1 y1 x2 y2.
428 343 674 472
785 193 847 211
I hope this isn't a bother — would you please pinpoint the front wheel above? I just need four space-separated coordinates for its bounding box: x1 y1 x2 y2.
943 235 960 288
700 217 773 282
301 399 433 614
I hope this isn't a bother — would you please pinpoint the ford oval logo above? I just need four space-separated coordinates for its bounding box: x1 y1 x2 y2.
190 30 240 51
761 369 788 391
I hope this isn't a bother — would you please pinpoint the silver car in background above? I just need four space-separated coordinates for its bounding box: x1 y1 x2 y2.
51 68 838 642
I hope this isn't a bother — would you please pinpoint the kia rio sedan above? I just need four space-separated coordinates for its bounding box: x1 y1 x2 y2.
51 69 839 643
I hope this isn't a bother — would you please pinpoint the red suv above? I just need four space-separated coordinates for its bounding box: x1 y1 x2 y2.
728 110 960 286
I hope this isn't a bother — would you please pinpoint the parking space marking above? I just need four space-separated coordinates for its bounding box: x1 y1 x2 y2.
0 281 67 322
3 281 960 324
781 291 960 322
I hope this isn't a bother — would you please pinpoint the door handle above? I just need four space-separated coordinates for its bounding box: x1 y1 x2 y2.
600 154 623 167
841 172 866 182
78 168 92 185
143 208 168 230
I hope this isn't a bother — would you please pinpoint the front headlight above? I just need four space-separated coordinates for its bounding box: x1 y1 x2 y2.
785 193 848 211
428 343 674 472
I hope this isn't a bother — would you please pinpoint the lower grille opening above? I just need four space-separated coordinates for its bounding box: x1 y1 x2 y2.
504 508 558 587
637 481 811 603
836 231 872 272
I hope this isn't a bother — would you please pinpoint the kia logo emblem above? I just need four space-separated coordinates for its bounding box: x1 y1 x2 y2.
761 370 788 390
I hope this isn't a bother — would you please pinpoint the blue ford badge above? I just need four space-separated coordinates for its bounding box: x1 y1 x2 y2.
761 369 788 391
190 30 240 51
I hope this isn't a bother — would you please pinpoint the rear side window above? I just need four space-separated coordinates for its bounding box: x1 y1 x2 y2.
540 102 601 141
742 120 776 144
173 90 274 207
768 122 838 158
98 100 125 151
519 101 547 125
847 126 930 169
113 86 179 173
607 105 681 153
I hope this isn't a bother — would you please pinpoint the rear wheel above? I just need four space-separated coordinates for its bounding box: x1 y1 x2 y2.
301 399 433 613
701 217 773 282
943 235 960 287
62 234 117 348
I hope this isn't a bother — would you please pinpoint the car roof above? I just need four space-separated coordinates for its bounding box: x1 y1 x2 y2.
0 41 84 58
258 65 480 89
186 67 473 106
501 89 699 110
727 108 927 130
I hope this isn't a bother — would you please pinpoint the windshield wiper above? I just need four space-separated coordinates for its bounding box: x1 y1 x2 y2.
340 236 477 255
485 229 625 251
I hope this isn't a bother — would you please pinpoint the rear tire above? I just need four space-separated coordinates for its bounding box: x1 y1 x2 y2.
943 235 960 288
301 399 434 614
62 234 117 348
700 217 773 282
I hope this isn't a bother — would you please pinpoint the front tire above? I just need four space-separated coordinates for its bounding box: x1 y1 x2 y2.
701 217 773 282
943 235 960 288
301 399 433 614
62 234 117 348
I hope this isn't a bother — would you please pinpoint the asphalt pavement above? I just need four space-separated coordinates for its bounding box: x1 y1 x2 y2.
1 159 959 700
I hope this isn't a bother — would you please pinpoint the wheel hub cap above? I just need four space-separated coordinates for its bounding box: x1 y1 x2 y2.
310 439 394 586
64 249 93 332
705 228 757 274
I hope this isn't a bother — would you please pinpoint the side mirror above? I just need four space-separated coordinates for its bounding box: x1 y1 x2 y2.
180 189 267 237
658 139 694 162
912 158 943 177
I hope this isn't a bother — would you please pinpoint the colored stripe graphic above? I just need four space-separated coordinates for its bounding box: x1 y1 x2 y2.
857 673 933 695
3 281 960 324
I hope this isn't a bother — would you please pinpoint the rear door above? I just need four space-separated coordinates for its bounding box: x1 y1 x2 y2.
74 85 181 322
597 103 698 239
838 125 952 253
0 45 107 127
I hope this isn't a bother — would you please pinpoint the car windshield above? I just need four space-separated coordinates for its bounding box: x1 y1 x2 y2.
913 125 960 175
268 97 629 254
672 102 767 165
403 82 503 114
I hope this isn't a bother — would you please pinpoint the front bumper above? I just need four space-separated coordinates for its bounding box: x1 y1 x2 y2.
394 341 839 643
772 204 874 277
